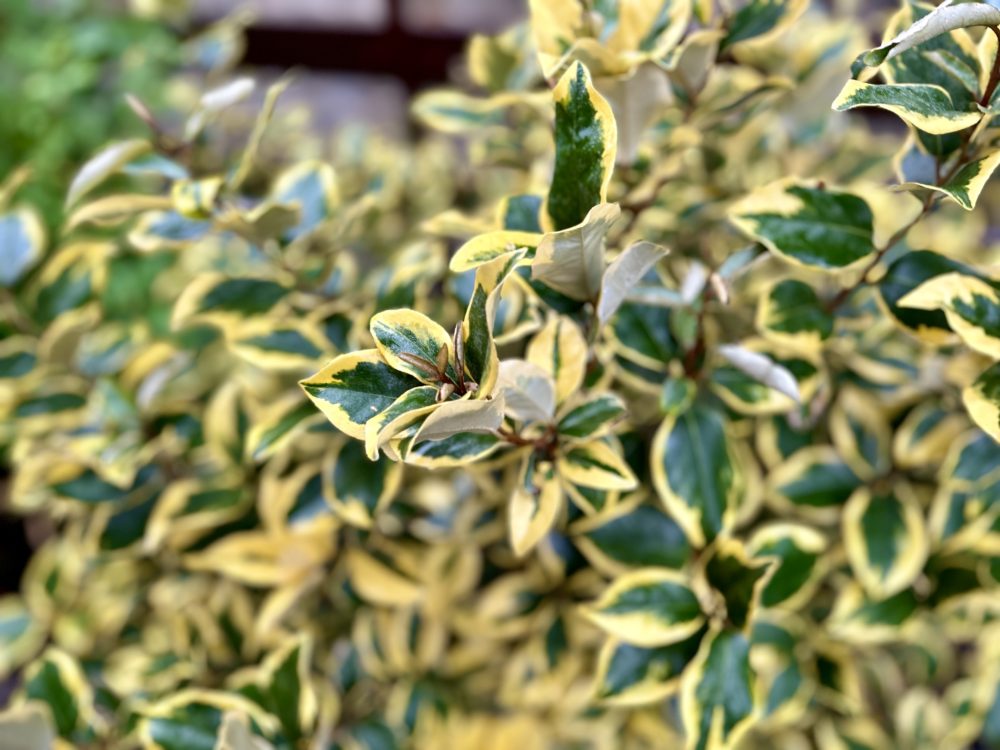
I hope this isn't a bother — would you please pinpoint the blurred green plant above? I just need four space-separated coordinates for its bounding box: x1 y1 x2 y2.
0 0 183 228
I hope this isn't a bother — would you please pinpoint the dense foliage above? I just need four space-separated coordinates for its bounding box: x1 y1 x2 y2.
3 1 1000 748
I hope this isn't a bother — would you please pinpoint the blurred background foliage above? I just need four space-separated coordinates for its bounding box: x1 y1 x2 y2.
0 0 189 229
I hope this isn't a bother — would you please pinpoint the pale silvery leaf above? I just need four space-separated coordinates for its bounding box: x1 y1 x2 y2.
597 241 669 323
201 77 256 112
412 394 506 444
0 704 55 750
680 260 709 304
863 1 1000 66
717 344 801 403
497 359 557 423
626 285 686 307
532 203 621 301
597 64 673 166
66 139 150 207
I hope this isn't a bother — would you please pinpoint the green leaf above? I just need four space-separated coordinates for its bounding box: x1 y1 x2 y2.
843 485 929 599
575 500 692 571
271 161 339 240
584 568 705 647
548 61 617 230
300 350 422 440
829 584 920 643
731 182 875 271
246 399 320 463
611 301 678 369
557 393 626 439
173 275 289 329
594 629 705 706
449 230 540 273
757 279 833 347
681 628 757 750
832 80 981 135
651 405 746 547
260 636 314 743
0 208 45 287
364 386 440 460
400 431 503 468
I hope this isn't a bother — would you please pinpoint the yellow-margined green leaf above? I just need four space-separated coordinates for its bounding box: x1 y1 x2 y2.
929 429 1000 554
750 615 813 729
463 248 527 396
172 274 290 330
730 180 876 272
65 194 173 231
877 250 972 344
892 401 968 470
364 385 440 461
547 61 617 231
832 80 982 135
720 0 808 51
256 634 317 743
766 446 862 524
815 717 893 750
300 350 422 440
139 690 279 750
370 309 456 383
170 176 223 219
558 439 637 491
65 138 150 207
23 648 99 740
756 279 833 349
228 319 331 371
0 208 45 287
827 583 920 644
509 455 563 556
829 386 892 481
680 627 758 750
898 271 1000 359
903 149 1000 210
412 89 530 134
843 484 929 599
583 568 705 647
346 549 422 607
245 396 322 463
856 1 1000 69
963 362 1000 442
651 405 746 547
532 203 621 300
593 629 705 707
397 430 504 469
526 315 587 404
324 439 402 529
747 523 827 610
450 230 541 273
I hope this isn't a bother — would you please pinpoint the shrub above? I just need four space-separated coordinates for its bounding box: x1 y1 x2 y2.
3 1 1000 748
